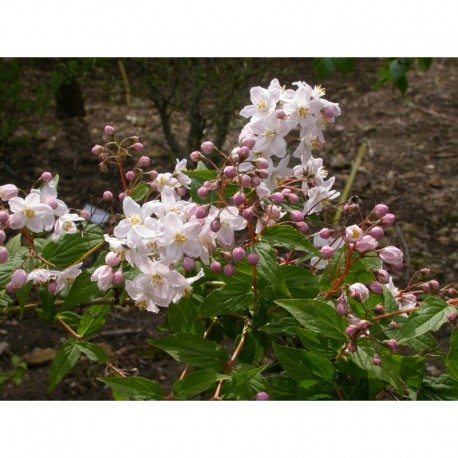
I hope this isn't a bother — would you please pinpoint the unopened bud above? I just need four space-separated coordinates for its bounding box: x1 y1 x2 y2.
224 264 236 277
290 210 304 222
320 246 335 260
0 211 9 223
288 193 300 205
270 192 285 205
239 174 251 188
80 210 90 220
190 151 202 162
373 304 385 315
336 302 349 316
370 226 384 240
41 171 53 183
247 253 259 265
373 204 389 218
105 252 121 267
232 191 246 206
232 248 246 263
295 222 309 234
181 257 196 272
368 281 383 295
255 391 270 401
255 158 269 170
242 207 255 220
0 246 9 263
346 325 359 338
224 166 237 179
137 156 151 167
381 213 396 227
197 187 210 199
103 190 113 201
132 142 144 152
0 230 5 244
195 206 209 219
210 261 222 273
319 228 332 239
126 171 136 182
347 342 358 353
11 269 28 289
389 321 400 330
385 339 399 352
210 220 221 232
104 125 115 136
241 136 256 149
112 270 124 286
372 354 382 366
429 280 440 290
201 141 215 154
91 145 103 155
276 109 286 120
447 314 458 324
238 146 250 160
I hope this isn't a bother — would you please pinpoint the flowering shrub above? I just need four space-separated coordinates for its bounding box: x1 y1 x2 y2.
1 79 458 400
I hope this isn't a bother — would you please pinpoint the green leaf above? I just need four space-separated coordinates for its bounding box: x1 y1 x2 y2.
256 241 290 298
403 332 438 354
168 299 205 335
266 375 296 400
149 333 229 372
65 270 108 308
130 182 149 202
98 376 164 400
49 340 81 393
272 342 335 382
5 233 22 256
259 316 301 336
446 331 458 380
0 247 28 292
57 311 82 328
418 375 458 400
281 265 320 298
395 297 455 344
173 371 230 399
73 341 108 364
16 281 32 315
296 328 342 358
261 225 320 256
230 364 268 390
199 282 253 317
77 304 110 338
276 299 347 341
42 225 104 270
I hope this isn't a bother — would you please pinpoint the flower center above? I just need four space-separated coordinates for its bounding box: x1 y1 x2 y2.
129 215 142 225
265 129 276 139
298 107 309 118
257 101 268 111
24 208 36 219
151 274 163 287
63 221 73 232
175 233 187 244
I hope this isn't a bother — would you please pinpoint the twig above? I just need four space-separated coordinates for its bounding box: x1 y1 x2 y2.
56 315 82 341
117 59 132 107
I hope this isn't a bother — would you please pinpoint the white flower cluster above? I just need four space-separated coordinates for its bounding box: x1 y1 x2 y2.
238 78 341 213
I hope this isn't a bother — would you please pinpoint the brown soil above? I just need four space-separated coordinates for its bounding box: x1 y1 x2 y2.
0 58 457 399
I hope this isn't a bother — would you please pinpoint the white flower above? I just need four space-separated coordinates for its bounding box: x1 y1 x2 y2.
303 177 340 215
240 85 279 120
54 263 82 292
8 193 54 232
52 213 85 241
386 277 417 312
174 159 191 188
263 155 292 192
91 265 113 291
345 224 364 243
214 206 247 248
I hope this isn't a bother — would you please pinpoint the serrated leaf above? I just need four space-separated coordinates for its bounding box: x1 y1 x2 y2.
230 364 268 390
73 341 108 364
57 311 82 328
272 342 335 382
259 316 300 336
173 371 230 399
396 297 455 344
266 375 296 400
281 265 320 298
77 304 110 338
5 233 22 256
65 270 108 308
168 299 205 335
98 376 164 400
49 340 81 393
149 333 229 372
256 241 290 298
261 225 319 256
199 283 253 317
130 182 149 202
42 225 104 270
418 375 458 400
446 331 458 380
276 299 347 341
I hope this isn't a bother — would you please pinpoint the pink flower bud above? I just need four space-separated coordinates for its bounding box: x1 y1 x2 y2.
149 170 158 180
112 270 125 286
254 158 269 170
373 304 385 315
201 141 215 154
0 184 18 201
224 264 236 277
379 246 403 266
0 230 5 244
276 108 286 120
247 253 259 265
239 174 251 187
195 206 209 219
41 171 53 183
126 171 136 182
290 210 304 222
251 176 261 187
389 321 400 330
255 169 269 179
320 246 335 260
241 137 256 149
336 301 350 316
137 156 151 167
80 210 90 220
242 207 255 220
270 192 284 205
44 198 59 210
375 269 390 284
210 261 222 273
429 280 440 290
287 193 300 205
368 281 383 295
349 283 370 303
197 187 210 199
190 151 202 162
223 251 232 262
0 246 9 263
370 226 384 240
355 235 378 253
6 282 16 295
91 145 103 155
48 282 58 295
238 146 250 160
103 190 113 201
0 211 9 223
181 257 196 272
230 153 240 165
210 220 221 232
319 228 332 239
255 392 270 400
118 193 126 203
104 125 115 136
346 325 359 338
373 204 389 218
224 166 237 179
358 320 371 330
385 339 398 352
421 282 431 292
447 314 458 324
372 354 382 366
11 269 28 289
232 247 246 263
381 213 396 227
133 142 144 152
105 252 121 267
232 192 246 206
347 342 358 353
295 222 309 234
